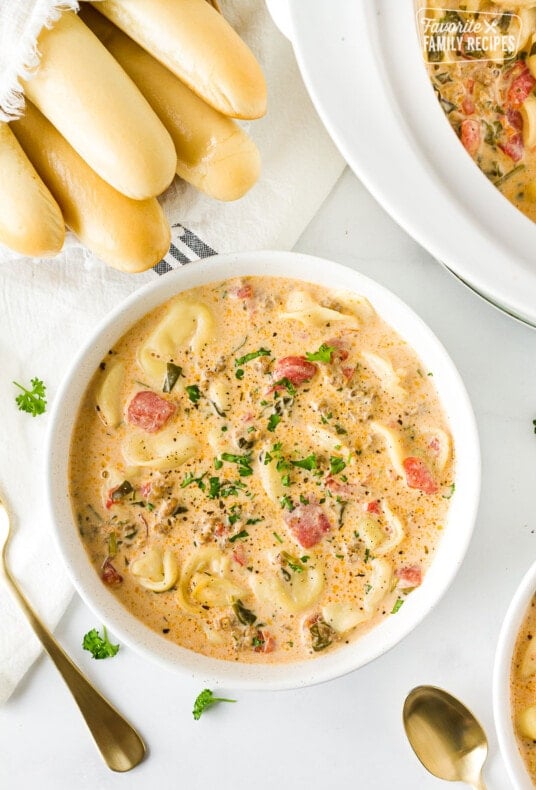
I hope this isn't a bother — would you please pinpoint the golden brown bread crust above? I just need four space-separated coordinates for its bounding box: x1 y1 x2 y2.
92 0 267 120
11 103 171 273
22 11 177 199
80 6 261 201
0 123 65 257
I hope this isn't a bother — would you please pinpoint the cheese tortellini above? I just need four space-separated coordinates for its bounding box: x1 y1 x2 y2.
138 298 215 383
250 552 325 614
96 362 125 428
281 290 360 328
122 427 198 470
131 547 179 592
361 351 407 400
178 547 246 615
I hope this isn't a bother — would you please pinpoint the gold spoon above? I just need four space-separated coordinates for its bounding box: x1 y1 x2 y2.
403 686 488 789
0 493 146 772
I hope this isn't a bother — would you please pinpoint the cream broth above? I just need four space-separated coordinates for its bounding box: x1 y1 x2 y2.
417 1 536 223
69 276 455 663
511 595 536 783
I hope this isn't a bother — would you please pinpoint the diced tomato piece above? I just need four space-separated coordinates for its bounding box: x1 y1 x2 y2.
325 476 352 496
101 558 123 586
127 390 176 433
325 337 350 362
396 565 422 589
237 285 253 299
507 109 523 131
403 456 438 495
232 544 246 566
285 503 331 548
507 65 536 109
366 500 381 514
140 481 152 498
342 365 357 382
254 629 275 653
499 133 524 163
460 119 481 157
462 96 475 116
273 356 317 386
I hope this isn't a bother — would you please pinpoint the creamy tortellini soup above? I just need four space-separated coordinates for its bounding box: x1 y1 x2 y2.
69 277 455 663
417 1 536 223
511 596 536 781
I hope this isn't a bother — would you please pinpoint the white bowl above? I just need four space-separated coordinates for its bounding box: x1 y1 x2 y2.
46 250 481 690
280 0 536 326
494 561 536 789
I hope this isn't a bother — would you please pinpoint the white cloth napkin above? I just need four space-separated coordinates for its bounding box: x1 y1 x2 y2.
0 0 344 704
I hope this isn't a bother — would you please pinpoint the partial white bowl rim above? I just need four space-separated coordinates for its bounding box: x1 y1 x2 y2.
284 0 536 325
493 560 536 790
46 250 481 690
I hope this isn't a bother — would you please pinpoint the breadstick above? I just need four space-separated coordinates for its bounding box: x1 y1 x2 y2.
11 103 171 273
0 123 64 257
92 0 267 119
22 11 177 199
81 6 260 200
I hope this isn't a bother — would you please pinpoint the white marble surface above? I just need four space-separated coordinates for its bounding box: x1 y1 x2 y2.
1 166 533 788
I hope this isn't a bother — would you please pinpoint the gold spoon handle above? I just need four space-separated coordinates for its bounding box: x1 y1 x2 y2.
3 568 145 772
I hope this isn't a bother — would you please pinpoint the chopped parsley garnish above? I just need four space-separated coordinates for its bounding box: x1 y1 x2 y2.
82 626 119 660
391 598 404 614
192 689 236 721
246 517 263 525
305 344 335 363
335 424 347 435
329 456 347 475
281 551 306 573
280 495 293 510
228 505 241 525
235 348 271 366
229 529 249 543
273 377 296 396
273 531 283 543
281 474 291 487
214 457 223 470
267 413 281 432
291 454 318 471
181 471 207 490
220 452 253 477
207 477 247 500
185 384 201 404
13 377 47 417
235 369 245 380
162 362 183 393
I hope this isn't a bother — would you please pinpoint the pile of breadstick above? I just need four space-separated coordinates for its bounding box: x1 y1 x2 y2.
0 0 266 272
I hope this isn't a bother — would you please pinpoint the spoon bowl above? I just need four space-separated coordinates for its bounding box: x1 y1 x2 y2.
403 685 488 789
0 492 146 772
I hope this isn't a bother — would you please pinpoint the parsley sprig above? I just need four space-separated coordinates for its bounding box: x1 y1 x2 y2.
13 377 47 417
82 626 120 660
305 344 336 363
235 348 271 366
193 689 236 720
